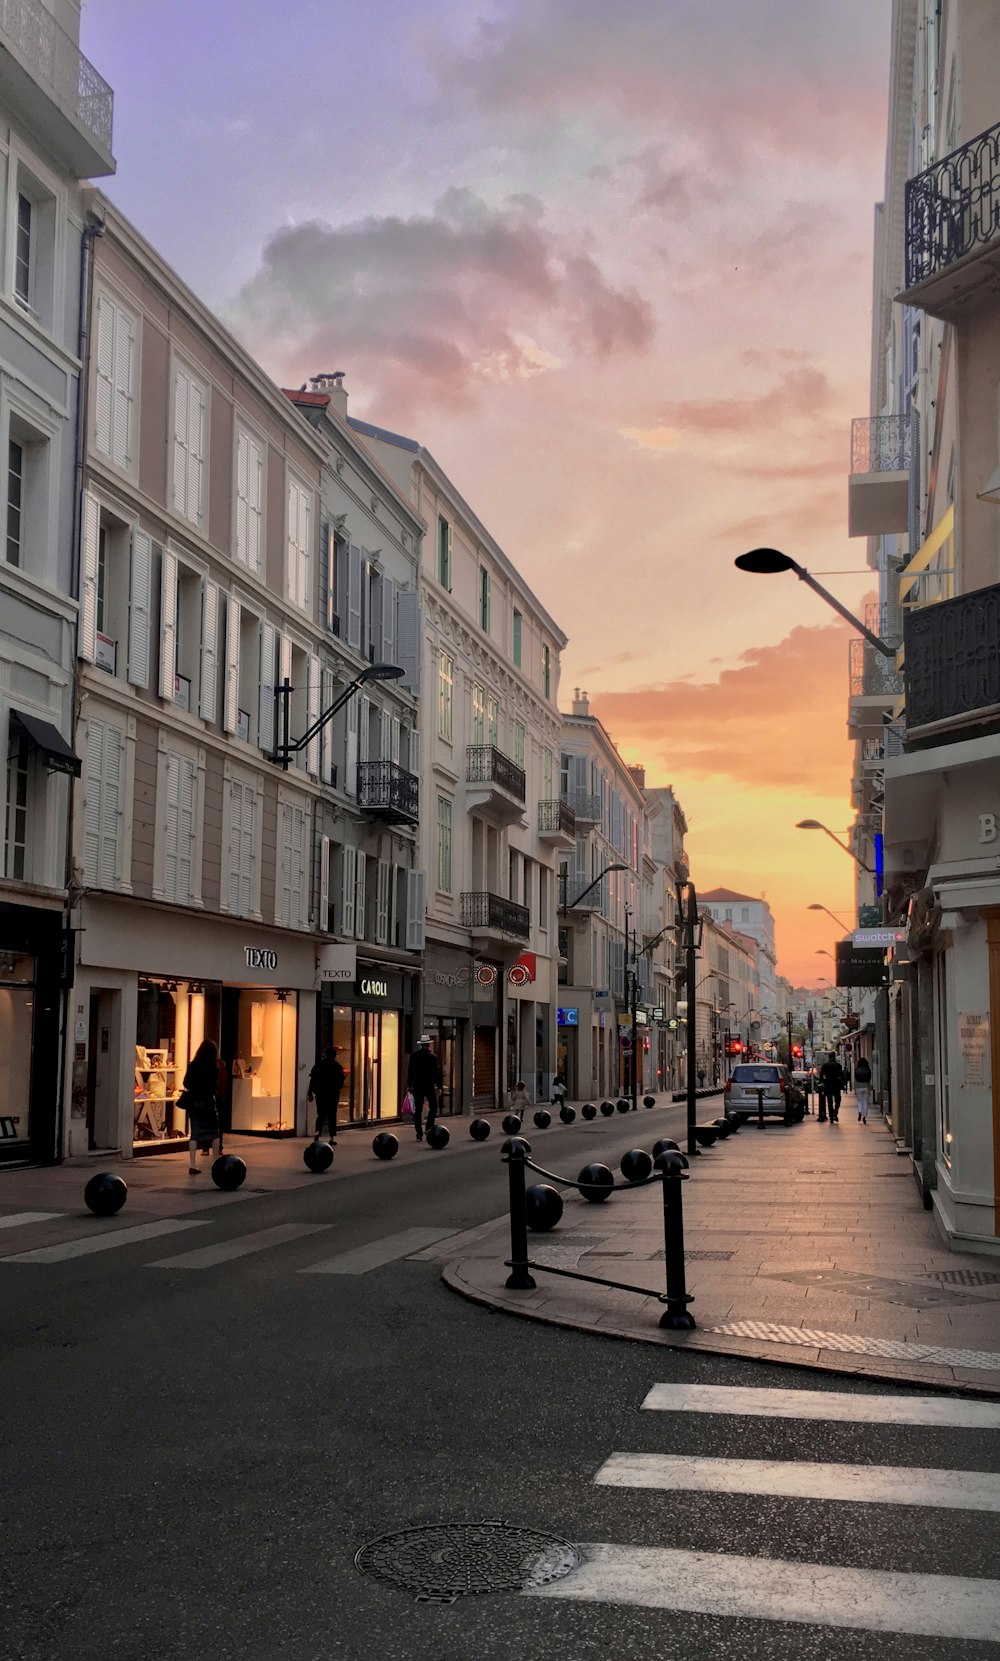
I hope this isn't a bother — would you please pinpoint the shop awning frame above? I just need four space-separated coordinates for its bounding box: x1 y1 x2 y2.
10 709 82 777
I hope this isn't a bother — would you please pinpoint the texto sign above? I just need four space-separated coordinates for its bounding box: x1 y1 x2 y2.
851 928 906 947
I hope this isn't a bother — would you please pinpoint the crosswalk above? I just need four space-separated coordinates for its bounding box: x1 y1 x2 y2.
529 1382 1000 1644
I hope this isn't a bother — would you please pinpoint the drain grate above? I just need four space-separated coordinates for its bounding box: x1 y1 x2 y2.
652 1248 734 1261
930 1269 1000 1287
354 1521 580 1604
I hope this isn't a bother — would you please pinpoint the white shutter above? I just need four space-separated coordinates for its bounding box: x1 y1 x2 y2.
341 845 356 937
227 778 256 918
293 803 309 928
306 653 321 775
199 580 219 721
391 717 401 765
319 667 334 783
354 850 367 940
112 307 135 469
347 543 363 650
299 489 312 611
94 295 114 458
259 621 276 754
375 859 390 946
279 632 292 687
287 479 311 608
358 695 370 764
187 378 205 524
79 490 99 662
128 528 152 687
279 800 294 925
319 833 330 932
381 574 396 667
159 547 177 698
83 718 123 889
395 586 420 691
83 721 103 884
406 868 427 950
408 725 419 780
345 692 358 795
379 708 392 763
163 751 179 900
172 368 189 516
177 755 197 903
224 595 241 734
236 429 262 571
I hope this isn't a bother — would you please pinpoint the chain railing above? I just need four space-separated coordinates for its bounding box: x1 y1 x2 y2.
0 0 114 151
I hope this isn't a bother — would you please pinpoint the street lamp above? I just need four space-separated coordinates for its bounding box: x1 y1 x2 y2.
734 548 896 657
796 819 874 873
561 861 627 911
808 902 853 932
271 661 404 769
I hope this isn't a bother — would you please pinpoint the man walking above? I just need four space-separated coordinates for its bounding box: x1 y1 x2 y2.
854 1054 872 1123
407 1034 442 1143
307 1045 345 1141
819 1054 842 1124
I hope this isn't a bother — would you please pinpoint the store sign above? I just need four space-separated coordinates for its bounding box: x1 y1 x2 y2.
319 943 357 983
244 947 278 972
852 928 906 947
835 940 890 988
355 971 403 1005
958 1011 990 1087
360 975 388 998
557 1007 579 1026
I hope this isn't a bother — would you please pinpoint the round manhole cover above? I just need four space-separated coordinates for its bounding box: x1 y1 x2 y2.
354 1521 581 1604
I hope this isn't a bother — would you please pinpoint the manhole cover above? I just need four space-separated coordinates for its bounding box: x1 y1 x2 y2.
354 1521 580 1604
930 1269 1000 1287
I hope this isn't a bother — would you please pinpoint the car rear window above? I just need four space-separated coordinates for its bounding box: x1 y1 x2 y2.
731 1065 780 1083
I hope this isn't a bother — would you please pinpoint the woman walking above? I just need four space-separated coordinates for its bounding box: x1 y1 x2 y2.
182 1039 222 1174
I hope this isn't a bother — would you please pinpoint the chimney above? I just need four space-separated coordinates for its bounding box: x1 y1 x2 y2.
310 370 348 418
628 764 646 789
571 688 590 716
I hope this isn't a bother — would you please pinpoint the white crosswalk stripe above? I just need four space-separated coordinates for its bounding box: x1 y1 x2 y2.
594 1451 1000 1511
149 1223 330 1269
642 1381 1000 1429
0 1211 61 1230
5 1218 208 1262
300 1226 460 1275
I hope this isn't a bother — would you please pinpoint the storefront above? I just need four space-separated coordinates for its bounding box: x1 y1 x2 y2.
317 958 416 1126
0 900 67 1166
422 945 473 1118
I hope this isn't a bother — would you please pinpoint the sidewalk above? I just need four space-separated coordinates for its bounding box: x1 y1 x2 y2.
442 1099 1000 1397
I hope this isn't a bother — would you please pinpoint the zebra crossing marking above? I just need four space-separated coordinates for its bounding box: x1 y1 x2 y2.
642 1382 1000 1430
0 1212 61 1230
529 1543 1000 1641
594 1451 1000 1511
301 1227 460 1275
4 1218 209 1263
149 1222 331 1269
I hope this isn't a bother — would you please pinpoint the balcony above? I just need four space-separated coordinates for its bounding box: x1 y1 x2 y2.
0 0 115 177
461 890 530 948
356 761 419 825
561 789 601 824
558 873 607 913
537 797 576 846
848 638 903 738
848 416 911 537
900 120 1000 320
466 744 526 827
903 580 1000 747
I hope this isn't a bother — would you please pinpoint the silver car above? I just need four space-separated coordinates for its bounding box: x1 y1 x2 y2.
725 1062 805 1123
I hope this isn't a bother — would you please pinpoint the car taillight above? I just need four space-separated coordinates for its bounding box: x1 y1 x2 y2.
779 1076 786 1093
724 1078 733 1094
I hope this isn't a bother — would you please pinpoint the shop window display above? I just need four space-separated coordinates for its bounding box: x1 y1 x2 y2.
134 978 219 1148
0 950 34 1152
229 988 297 1134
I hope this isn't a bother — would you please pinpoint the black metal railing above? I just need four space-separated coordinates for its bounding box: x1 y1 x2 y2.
561 789 601 821
357 761 419 820
558 872 607 911
538 798 576 836
904 581 1000 734
466 745 526 803
851 415 911 475
849 638 902 700
461 891 530 940
905 119 1000 290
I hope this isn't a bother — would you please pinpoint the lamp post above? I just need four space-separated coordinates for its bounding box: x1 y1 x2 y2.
271 661 404 769
676 879 701 1158
808 902 853 932
624 903 640 1109
734 548 896 656
561 861 628 911
796 820 875 873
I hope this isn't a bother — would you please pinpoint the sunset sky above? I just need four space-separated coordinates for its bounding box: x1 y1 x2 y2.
85 0 892 986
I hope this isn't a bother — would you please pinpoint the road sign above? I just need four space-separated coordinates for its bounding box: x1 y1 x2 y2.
620 1035 633 1050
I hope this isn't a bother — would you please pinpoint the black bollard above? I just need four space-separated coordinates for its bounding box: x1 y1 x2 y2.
655 1151 696 1329
756 1087 765 1129
504 1145 536 1290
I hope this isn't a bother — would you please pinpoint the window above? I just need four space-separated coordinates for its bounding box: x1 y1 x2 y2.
286 476 312 610
235 427 264 574
472 683 485 746
3 417 48 579
10 157 59 329
225 773 260 921
438 651 453 740
486 695 498 748
437 795 453 893
542 643 551 699
543 747 553 799
513 721 525 768
94 293 136 471
512 608 522 668
479 567 491 632
14 193 31 305
3 729 28 879
277 796 310 929
741 907 750 923
172 363 207 525
83 716 125 889
160 747 200 906
437 516 452 590
159 550 217 718
6 440 22 566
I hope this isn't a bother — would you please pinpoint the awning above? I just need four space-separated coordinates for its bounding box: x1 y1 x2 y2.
10 710 82 777
898 504 954 602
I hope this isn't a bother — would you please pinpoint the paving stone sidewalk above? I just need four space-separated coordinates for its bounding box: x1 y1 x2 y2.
442 1102 1000 1397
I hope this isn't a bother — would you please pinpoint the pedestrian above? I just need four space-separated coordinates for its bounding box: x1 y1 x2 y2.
819 1054 842 1124
181 1039 222 1175
509 1080 532 1116
697 1068 706 1089
854 1054 872 1123
551 1072 567 1109
407 1034 442 1142
307 1044 345 1141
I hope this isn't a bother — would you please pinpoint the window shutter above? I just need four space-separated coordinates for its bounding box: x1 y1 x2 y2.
341 845 356 937
83 721 103 885
395 586 420 691
279 632 292 687
79 490 100 662
381 574 396 666
163 751 179 900
345 692 358 795
354 851 366 940
347 543 363 651
293 803 309 928
227 778 255 917
405 868 426 950
376 859 390 945
391 717 401 765
83 718 124 889
358 695 370 765
224 594 241 734
177 755 197 903
259 621 276 754
127 528 152 687
378 707 391 762
235 430 249 567
249 435 263 572
408 726 419 779
319 833 330 931
187 379 205 524
200 580 219 721
94 295 114 457
279 800 294 926
306 653 321 775
112 307 135 469
318 522 330 629
172 368 189 516
319 666 333 783
159 547 177 698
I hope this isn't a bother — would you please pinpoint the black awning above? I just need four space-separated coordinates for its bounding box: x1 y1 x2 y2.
10 710 82 778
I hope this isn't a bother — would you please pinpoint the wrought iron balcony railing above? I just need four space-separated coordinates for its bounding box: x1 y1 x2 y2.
851 415 911 475
558 872 608 911
0 0 114 151
537 798 576 836
904 581 1000 738
460 890 530 940
905 119 1000 290
561 789 601 821
356 761 419 822
849 638 902 700
466 744 526 803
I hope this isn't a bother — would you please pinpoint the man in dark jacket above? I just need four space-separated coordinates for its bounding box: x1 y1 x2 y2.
307 1046 345 1140
407 1035 442 1142
818 1055 842 1123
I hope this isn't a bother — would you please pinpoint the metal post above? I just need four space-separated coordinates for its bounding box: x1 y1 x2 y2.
786 1009 793 1068
756 1086 765 1130
684 891 699 1157
278 676 292 771
659 1163 696 1329
630 924 639 1109
504 1148 535 1290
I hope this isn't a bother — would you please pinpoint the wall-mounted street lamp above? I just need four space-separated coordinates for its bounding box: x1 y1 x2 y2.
807 902 853 931
271 662 404 770
796 819 874 873
561 862 628 910
734 548 896 657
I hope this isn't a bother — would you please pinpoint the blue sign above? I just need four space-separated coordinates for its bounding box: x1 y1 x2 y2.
874 833 884 899
557 1007 579 1026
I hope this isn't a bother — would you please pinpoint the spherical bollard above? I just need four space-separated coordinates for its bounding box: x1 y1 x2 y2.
469 1117 492 1142
616 1098 631 1115
372 1131 399 1160
577 1162 614 1202
651 1137 680 1161
712 1116 734 1139
502 1135 532 1157
304 1139 334 1174
525 1183 563 1232
533 1108 551 1129
654 1149 689 1178
620 1147 653 1183
501 1113 522 1136
427 1124 450 1150
84 1172 127 1217
559 1104 576 1124
599 1100 615 1117
581 1102 598 1120
212 1154 247 1191
643 1094 657 1109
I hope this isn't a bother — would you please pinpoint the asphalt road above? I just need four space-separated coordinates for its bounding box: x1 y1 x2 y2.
2 1107 999 1660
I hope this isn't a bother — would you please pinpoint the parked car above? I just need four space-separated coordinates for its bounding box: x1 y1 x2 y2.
724 1063 806 1124
791 1068 815 1093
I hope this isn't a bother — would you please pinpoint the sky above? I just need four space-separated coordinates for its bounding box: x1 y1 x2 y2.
81 0 892 987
